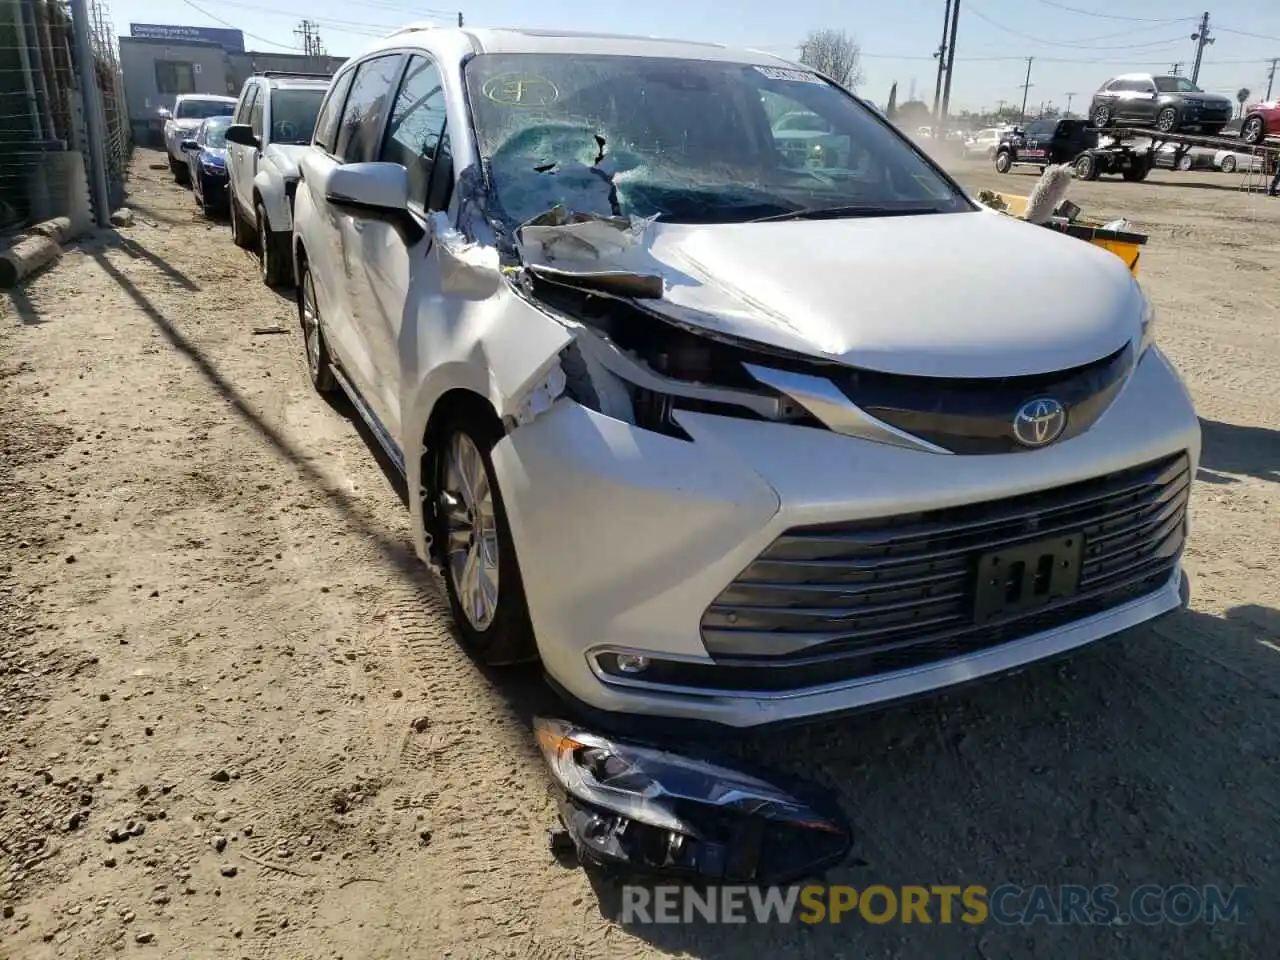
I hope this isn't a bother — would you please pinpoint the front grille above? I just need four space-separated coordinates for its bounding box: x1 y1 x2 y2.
837 343 1134 455
689 453 1189 691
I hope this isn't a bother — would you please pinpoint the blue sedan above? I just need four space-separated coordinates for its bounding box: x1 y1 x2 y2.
181 116 232 216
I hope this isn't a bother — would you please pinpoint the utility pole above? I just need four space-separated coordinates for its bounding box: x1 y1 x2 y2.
1190 12 1214 86
458 12 464 27
1266 58 1278 101
1018 57 1034 124
932 0 952 126
294 20 325 57
940 0 961 129
1064 92 1076 116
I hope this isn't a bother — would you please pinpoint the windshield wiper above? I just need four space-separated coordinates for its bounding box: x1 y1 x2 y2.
750 203 947 223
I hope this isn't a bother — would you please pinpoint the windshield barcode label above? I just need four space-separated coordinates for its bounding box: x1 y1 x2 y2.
754 66 825 84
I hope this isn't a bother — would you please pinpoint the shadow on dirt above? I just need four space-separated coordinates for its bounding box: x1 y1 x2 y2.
1197 417 1280 484
583 600 1278 959
86 239 560 731
3 285 43 325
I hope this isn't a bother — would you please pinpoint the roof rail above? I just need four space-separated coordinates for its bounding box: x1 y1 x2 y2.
253 71 334 79
385 22 437 38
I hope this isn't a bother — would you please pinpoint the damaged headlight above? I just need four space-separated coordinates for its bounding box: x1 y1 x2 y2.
535 717 852 883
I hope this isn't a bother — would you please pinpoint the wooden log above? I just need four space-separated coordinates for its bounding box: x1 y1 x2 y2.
0 234 62 289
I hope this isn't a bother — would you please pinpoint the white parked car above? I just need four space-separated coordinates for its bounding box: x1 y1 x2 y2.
964 127 1004 159
223 74 331 286
1213 149 1264 174
162 95 237 184
291 26 1198 729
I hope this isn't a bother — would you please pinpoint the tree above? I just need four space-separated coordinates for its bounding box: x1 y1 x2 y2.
798 29 864 90
1236 88 1251 118
894 100 931 126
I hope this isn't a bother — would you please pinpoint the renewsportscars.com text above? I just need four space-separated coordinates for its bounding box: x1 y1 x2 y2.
622 884 1248 926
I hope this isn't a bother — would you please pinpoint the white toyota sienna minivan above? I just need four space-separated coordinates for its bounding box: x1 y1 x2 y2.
290 25 1200 730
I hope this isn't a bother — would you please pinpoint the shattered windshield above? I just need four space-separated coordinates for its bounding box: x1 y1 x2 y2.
463 54 968 226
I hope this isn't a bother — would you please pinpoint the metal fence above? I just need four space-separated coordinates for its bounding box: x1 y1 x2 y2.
0 0 127 235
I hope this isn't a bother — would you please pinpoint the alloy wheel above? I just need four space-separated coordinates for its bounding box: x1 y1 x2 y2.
301 272 322 379
259 218 269 280
441 433 500 632
1242 117 1263 144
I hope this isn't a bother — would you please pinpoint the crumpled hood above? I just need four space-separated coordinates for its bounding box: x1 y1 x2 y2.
263 144 309 179
530 209 1145 379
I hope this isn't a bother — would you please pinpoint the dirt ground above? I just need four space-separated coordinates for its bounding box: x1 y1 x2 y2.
1 149 1278 960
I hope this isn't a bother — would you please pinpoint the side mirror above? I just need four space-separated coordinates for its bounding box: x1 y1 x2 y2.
180 139 199 152
224 123 261 150
157 107 171 119
325 162 423 244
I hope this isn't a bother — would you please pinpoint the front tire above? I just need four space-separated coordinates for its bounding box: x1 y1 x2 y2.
297 263 336 394
1155 107 1179 133
432 408 537 666
257 204 289 287
994 150 1012 173
1091 103 1112 128
1176 154 1193 172
1074 151 1099 181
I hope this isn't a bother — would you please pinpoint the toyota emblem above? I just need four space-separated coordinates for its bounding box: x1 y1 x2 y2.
1012 397 1067 448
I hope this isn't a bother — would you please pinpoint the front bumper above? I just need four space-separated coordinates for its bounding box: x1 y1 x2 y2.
491 345 1200 728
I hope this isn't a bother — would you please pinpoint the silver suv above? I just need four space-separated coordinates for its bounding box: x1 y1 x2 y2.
224 73 331 286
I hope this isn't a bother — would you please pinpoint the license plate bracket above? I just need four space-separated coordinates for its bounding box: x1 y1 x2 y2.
973 534 1084 625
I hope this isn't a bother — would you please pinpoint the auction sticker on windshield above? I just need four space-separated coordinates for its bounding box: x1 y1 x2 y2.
754 66 825 85
481 74 560 107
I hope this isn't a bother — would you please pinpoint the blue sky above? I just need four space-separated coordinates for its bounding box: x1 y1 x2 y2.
112 0 1280 113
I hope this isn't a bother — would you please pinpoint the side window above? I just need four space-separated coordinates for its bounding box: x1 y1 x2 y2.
249 86 265 138
335 55 405 165
234 84 256 124
380 55 448 208
313 70 355 153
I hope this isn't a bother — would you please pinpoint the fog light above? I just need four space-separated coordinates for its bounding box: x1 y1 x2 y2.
613 653 650 674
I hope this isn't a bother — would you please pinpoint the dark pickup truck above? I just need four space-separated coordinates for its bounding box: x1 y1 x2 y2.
993 118 1098 173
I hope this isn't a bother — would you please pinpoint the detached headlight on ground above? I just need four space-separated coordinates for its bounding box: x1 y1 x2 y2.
534 717 852 883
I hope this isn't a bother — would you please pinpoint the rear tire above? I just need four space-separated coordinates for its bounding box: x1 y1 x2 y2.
1122 160 1150 182
1176 154 1193 172
1220 155 1236 174
1241 115 1266 145
994 150 1012 173
431 407 537 666
1091 103 1112 128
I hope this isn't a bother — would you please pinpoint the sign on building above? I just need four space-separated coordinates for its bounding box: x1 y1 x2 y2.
129 23 246 53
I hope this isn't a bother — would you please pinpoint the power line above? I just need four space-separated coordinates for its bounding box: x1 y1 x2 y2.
179 0 299 50
966 5 1188 51
1031 0 1197 23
